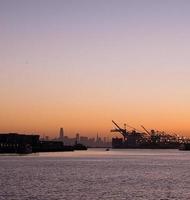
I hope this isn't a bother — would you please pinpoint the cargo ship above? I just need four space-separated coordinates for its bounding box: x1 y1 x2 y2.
179 143 190 150
111 120 180 149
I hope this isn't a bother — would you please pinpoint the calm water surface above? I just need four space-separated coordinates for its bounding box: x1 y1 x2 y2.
0 149 190 200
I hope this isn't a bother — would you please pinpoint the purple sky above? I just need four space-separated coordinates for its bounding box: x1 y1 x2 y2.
1 0 190 137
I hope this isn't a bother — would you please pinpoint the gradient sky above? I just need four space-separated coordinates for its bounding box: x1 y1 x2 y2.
1 0 190 138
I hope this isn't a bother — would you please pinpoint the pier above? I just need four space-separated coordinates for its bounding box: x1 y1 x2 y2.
0 133 87 154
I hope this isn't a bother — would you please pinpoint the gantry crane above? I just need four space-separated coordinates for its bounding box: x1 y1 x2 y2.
111 120 128 140
141 125 151 135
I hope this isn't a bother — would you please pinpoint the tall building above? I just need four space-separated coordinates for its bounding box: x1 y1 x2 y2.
76 133 80 143
59 127 64 140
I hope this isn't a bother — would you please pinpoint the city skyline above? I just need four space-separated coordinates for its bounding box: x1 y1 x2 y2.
1 1 190 136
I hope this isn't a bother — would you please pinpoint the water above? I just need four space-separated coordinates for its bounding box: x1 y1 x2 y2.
0 149 190 200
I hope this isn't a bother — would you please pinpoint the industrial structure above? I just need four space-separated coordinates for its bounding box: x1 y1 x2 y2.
0 132 87 154
111 120 183 149
0 133 39 153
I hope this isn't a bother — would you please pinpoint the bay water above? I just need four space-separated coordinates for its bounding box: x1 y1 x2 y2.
0 149 190 200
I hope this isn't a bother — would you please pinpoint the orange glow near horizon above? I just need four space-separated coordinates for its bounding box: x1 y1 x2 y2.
1 1 190 138
0 93 190 138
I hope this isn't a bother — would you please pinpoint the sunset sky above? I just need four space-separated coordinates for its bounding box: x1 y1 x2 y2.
1 0 190 138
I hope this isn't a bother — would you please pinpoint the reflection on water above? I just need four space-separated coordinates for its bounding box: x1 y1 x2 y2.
0 149 190 200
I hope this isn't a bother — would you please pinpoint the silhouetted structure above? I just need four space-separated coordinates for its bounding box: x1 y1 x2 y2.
76 133 80 143
0 133 39 153
59 127 64 140
56 130 111 148
35 141 73 152
111 120 181 149
0 133 87 153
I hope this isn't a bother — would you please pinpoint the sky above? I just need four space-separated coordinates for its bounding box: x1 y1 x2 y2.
1 0 190 138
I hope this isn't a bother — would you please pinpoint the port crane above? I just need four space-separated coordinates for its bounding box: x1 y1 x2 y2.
126 124 143 133
126 124 137 131
111 120 128 140
141 125 151 135
141 125 164 143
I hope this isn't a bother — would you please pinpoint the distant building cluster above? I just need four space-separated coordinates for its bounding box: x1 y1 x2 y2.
41 128 111 148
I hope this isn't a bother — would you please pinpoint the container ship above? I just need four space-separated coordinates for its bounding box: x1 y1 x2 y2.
111 120 182 149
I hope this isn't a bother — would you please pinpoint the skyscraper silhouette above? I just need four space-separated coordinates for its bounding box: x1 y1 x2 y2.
59 128 64 140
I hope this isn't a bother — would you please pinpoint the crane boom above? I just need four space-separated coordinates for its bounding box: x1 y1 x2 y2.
112 120 124 131
111 120 127 139
141 125 150 135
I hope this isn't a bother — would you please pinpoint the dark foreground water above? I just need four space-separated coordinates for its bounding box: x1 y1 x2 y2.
0 149 190 200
